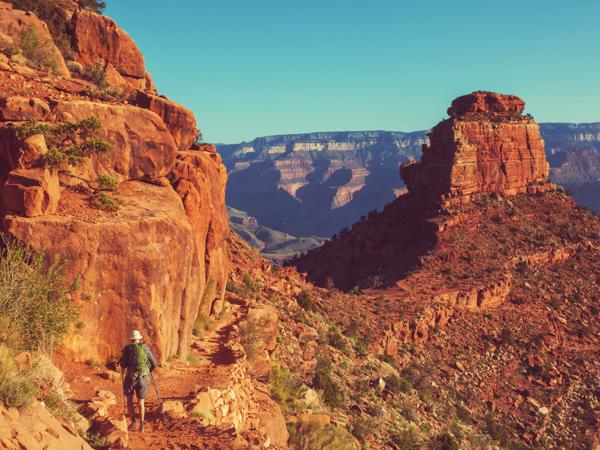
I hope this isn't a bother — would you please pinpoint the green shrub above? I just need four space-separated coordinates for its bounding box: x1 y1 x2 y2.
96 175 118 192
499 328 515 346
0 347 38 409
15 117 112 169
351 417 374 443
10 0 74 58
290 421 359 450
297 290 316 311
270 363 300 409
384 374 412 394
19 26 58 72
85 431 110 450
186 353 200 365
78 0 107 13
431 432 460 450
328 328 347 353
92 192 121 212
81 60 108 88
43 390 76 423
348 335 368 357
312 354 340 408
389 423 425 450
0 236 78 352
239 313 269 361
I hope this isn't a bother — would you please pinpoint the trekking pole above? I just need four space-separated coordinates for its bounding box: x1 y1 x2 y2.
120 369 127 420
150 371 167 423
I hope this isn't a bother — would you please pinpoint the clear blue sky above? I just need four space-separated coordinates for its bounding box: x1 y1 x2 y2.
106 0 600 144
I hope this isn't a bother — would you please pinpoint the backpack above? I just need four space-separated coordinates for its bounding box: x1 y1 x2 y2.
127 343 149 379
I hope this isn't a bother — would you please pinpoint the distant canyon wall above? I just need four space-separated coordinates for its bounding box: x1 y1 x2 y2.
219 124 600 237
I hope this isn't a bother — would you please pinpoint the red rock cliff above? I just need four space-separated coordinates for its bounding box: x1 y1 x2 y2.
0 5 228 363
401 91 552 205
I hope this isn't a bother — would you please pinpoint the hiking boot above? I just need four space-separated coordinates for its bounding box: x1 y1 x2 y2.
139 421 145 433
128 419 136 431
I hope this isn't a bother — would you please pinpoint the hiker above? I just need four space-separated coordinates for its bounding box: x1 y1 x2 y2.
119 329 157 432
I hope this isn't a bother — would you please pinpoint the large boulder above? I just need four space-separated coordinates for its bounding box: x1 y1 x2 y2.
50 99 178 181
3 181 201 363
2 168 60 217
71 10 154 92
0 8 70 77
0 96 51 121
0 402 92 449
133 91 199 150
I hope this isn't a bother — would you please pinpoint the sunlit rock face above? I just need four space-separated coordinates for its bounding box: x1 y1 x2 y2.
401 92 552 205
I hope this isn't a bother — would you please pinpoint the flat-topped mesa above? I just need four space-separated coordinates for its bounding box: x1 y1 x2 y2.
401 91 553 205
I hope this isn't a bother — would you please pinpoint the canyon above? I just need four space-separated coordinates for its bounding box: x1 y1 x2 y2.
0 2 598 449
220 123 600 239
292 92 600 448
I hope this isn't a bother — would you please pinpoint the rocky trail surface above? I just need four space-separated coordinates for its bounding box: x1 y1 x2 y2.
60 294 278 449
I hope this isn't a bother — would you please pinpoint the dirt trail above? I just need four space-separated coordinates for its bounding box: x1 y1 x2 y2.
61 296 252 449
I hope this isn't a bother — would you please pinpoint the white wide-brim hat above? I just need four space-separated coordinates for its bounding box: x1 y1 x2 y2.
129 329 143 340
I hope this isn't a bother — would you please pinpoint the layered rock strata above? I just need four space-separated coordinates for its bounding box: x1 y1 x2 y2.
400 91 553 205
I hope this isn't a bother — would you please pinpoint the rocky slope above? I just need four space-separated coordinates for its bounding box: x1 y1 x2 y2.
220 124 600 238
292 92 600 448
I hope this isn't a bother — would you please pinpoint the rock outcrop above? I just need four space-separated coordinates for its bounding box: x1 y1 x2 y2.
294 92 560 291
133 91 199 150
0 5 70 77
0 7 229 364
0 402 92 450
401 91 553 205
71 9 155 92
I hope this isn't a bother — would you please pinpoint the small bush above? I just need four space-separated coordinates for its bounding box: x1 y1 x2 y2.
498 328 515 346
270 363 300 409
239 313 269 361
81 60 108 88
92 192 121 212
297 290 316 311
15 117 112 169
312 354 340 408
348 335 368 357
351 417 374 443
186 353 200 365
384 374 412 394
96 175 119 192
78 0 107 13
0 236 78 352
85 431 110 450
0 347 38 409
328 328 347 353
291 421 359 450
431 432 460 450
390 424 425 450
19 26 58 72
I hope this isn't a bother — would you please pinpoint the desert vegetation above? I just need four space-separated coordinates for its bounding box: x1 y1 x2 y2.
0 235 79 429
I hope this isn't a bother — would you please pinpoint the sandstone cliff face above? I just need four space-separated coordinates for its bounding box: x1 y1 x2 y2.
401 92 552 205
0 7 229 364
71 9 155 92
